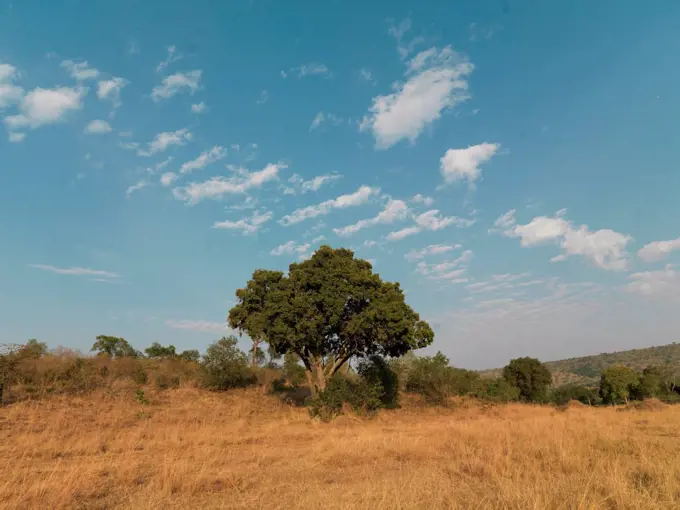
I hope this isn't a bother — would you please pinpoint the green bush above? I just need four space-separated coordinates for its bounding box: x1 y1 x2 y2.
503 357 552 403
476 378 520 403
282 352 306 386
357 355 400 408
199 336 256 391
308 375 383 421
405 352 481 405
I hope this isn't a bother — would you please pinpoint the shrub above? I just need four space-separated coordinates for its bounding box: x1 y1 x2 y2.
600 365 639 404
200 336 256 390
476 378 520 403
552 384 598 405
282 352 306 386
503 357 552 403
405 352 481 405
307 374 383 421
357 355 400 408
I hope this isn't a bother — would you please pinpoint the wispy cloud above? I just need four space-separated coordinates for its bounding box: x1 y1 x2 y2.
333 199 408 236
212 210 273 234
30 264 120 280
97 77 128 108
165 319 228 334
279 185 380 226
138 128 192 157
60 60 100 81
84 119 112 134
283 63 333 79
179 146 226 175
405 244 460 262
151 70 201 102
191 101 207 113
638 238 680 263
126 180 149 197
386 209 474 241
156 45 183 73
284 173 342 195
309 111 343 131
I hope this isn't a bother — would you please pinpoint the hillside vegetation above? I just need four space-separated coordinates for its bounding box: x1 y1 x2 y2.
480 342 680 387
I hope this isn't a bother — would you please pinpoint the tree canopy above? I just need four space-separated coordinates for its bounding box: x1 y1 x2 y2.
91 335 138 358
145 342 178 359
503 357 552 402
228 246 434 396
599 365 639 404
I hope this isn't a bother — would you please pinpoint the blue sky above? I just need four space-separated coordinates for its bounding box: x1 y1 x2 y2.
1 0 680 368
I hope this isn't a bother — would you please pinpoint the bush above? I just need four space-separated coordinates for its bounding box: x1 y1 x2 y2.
308 374 383 421
476 378 520 403
357 355 400 408
503 357 552 403
200 336 256 391
405 352 481 405
552 384 598 405
282 352 306 386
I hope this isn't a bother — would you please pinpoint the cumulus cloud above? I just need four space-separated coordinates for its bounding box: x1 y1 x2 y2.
97 77 128 108
495 209 632 270
440 143 500 186
179 146 226 175
173 163 284 205
333 199 409 236
284 173 342 195
279 186 380 226
151 70 201 101
360 46 473 149
30 264 119 280
0 63 23 109
410 194 434 207
84 119 112 134
4 86 87 131
138 128 192 157
191 101 207 113
405 244 460 262
638 238 680 263
60 60 100 81
212 210 273 234
626 265 679 298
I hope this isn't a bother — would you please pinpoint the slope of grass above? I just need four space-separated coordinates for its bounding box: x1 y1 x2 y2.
2 387 680 509
480 342 680 387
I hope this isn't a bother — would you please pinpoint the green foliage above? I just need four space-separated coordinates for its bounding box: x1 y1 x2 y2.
91 335 138 358
200 336 256 390
282 352 306 386
405 352 481 405
134 389 149 405
357 355 400 408
503 357 552 402
599 365 639 404
477 378 520 403
248 345 267 367
307 374 383 421
19 339 48 359
145 342 177 359
229 246 434 396
631 366 664 400
178 349 200 363
553 384 598 405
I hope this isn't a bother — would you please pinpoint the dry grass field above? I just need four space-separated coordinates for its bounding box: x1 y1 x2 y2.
2 387 680 510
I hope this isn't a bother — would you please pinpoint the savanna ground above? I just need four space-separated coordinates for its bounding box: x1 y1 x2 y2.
2 387 680 510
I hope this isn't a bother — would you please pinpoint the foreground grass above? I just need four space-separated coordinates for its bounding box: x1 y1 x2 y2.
2 388 680 509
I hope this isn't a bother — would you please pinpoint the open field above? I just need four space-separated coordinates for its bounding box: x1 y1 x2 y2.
2 388 680 509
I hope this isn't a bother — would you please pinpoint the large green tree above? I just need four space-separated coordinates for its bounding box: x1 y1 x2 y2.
91 335 138 358
599 365 639 404
228 270 284 367
503 357 552 402
228 246 434 397
145 342 178 358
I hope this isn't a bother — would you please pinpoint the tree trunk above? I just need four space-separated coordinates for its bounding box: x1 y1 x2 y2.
251 339 260 368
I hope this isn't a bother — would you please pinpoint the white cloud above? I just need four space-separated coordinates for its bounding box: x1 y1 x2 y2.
638 238 680 263
119 141 140 151
173 163 284 205
30 264 119 279
279 185 380 226
387 18 423 59
4 86 87 130
333 199 408 236
0 64 23 109
126 180 149 197
415 249 473 283
179 146 226 175
84 119 112 134
285 63 332 79
309 111 343 131
212 210 273 234
138 128 192 156
256 90 269 104
165 319 227 334
410 194 434 207
151 70 201 102
440 143 500 186
160 172 178 187
405 244 460 262
285 173 342 195
156 45 183 73
496 208 632 270
145 156 173 175
191 101 207 113
0 63 18 82
8 132 25 143
97 77 128 108
271 240 311 257
387 209 473 241
358 68 375 84
60 60 100 81
626 265 679 298
360 46 473 149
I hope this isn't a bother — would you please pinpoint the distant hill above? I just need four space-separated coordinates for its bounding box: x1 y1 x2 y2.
479 343 680 388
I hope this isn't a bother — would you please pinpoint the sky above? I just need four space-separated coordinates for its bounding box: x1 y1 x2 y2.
1 0 680 369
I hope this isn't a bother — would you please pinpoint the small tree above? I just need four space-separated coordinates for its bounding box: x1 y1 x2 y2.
599 365 639 404
19 339 48 359
358 355 400 408
179 349 200 363
478 378 520 403
228 246 434 398
503 357 552 402
228 270 283 368
145 342 177 359
91 335 138 358
200 336 255 390
631 366 663 400
282 352 306 385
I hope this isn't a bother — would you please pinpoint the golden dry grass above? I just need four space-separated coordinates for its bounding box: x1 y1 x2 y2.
2 388 680 509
